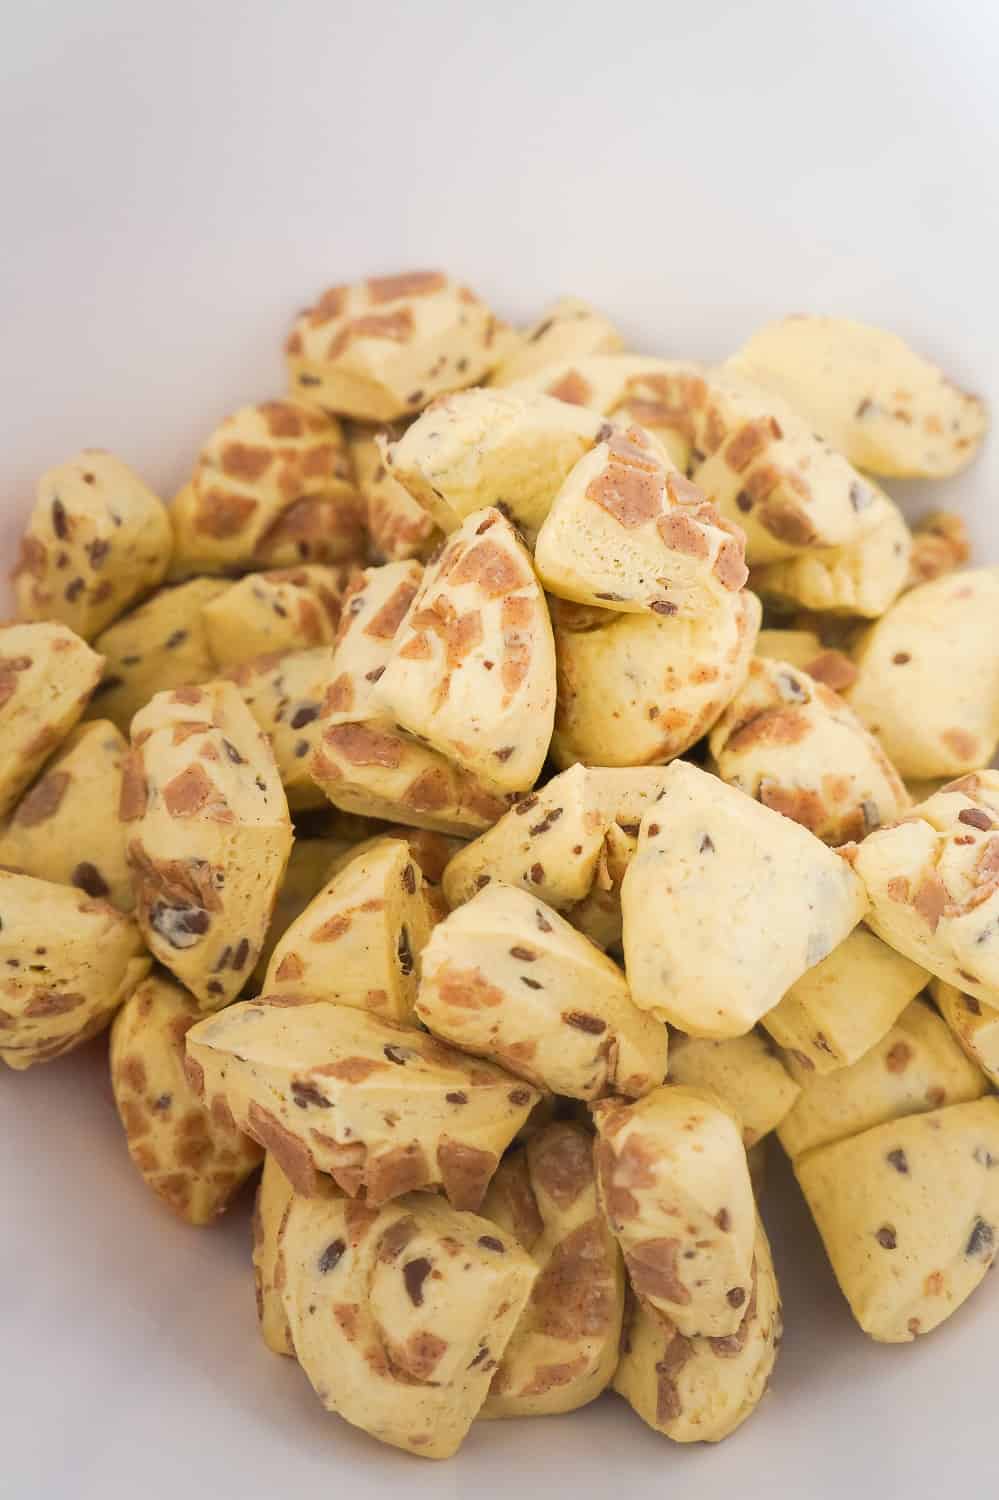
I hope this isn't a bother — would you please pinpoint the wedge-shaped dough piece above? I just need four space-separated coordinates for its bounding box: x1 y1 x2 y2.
726 315 987 478
480 1122 625 1418
263 837 433 1022
123 681 293 1009
932 978 999 1087
249 835 349 992
320 559 424 724
847 570 999 780
854 772 999 1007
228 648 332 812
614 1218 781 1443
201 565 348 668
281 1186 536 1458
185 1000 540 1207
763 925 928 1075
170 399 364 575
0 719 132 909
562 820 634 953
379 507 556 794
442 763 674 912
489 297 623 387
416 883 666 1099
795 1096 999 1342
622 761 867 1036
285 271 510 422
906 511 970 589
709 657 909 846
778 998 986 1160
667 1032 799 1147
14 451 171 639
535 425 748 617
0 621 104 819
0 871 149 1070
384 388 605 544
252 1154 296 1355
755 628 858 694
348 421 438 561
593 1086 755 1338
88 577 230 733
551 589 759 770
111 972 263 1223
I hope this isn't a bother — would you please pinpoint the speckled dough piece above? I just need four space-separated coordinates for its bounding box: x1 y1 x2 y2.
755 628 858 694
384 388 605 544
280 1187 536 1458
489 297 623 387
185 1000 540 1208
932 978 999 1087
709 657 909 846
778 998 986 1159
621 761 867 1037
592 1085 756 1338
763 925 928 1075
846 569 999 780
111 972 263 1223
263 837 433 1022
614 1217 781 1443
201 565 349 668
123 681 293 1009
13 450 171 639
285 272 510 422
378 507 556 794
534 425 748 616
906 511 970 589
249 836 350 992
667 1032 800 1147
551 589 760 769
170 400 364 576
726 315 987 478
0 621 104 818
853 772 999 1007
415 883 667 1099
0 870 149 1070
480 1122 625 1418
348 422 439 561
0 719 133 908
252 1154 297 1355
228 648 333 812
794 1096 999 1342
88 577 231 734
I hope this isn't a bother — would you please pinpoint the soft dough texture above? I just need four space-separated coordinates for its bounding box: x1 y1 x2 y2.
13 450 171 638
932 977 999 1087
185 999 540 1208
228 647 333 812
489 296 623 387
480 1121 625 1418
348 421 439 562
666 1032 799 1147
201 565 350 668
0 620 104 818
251 1154 297 1356
122 681 293 1009
621 761 867 1037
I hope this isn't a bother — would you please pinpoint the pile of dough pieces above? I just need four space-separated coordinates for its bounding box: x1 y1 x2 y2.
5 273 998 1459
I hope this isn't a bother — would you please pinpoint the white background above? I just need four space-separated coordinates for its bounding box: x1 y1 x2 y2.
2 2 997 1496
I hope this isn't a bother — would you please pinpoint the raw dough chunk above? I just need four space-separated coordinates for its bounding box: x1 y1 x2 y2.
755 628 858 694
561 820 634 954
321 559 424 725
614 1218 781 1443
170 399 364 575
750 490 911 618
415 883 667 1099
846 569 999 780
709 656 909 846
123 681 293 1009
763 925 928 1075
249 836 350 992
280 1187 536 1458
489 297 623 387
185 999 540 1207
263 837 433 1022
201 565 348 668
229 648 333 812
0 719 132 909
378 507 556 794
0 621 104 818
13 450 171 638
111 972 263 1223
89 577 230 734
534 425 748 617
592 1085 755 1338
794 1096 999 1341
252 1154 296 1355
621 761 867 1036
667 1032 799 1147
726 315 987 478
0 870 149 1070
853 772 999 1007
932 978 999 1087
480 1121 625 1418
551 589 760 769
906 511 970 589
384 387 604 544
348 421 438 561
285 271 510 422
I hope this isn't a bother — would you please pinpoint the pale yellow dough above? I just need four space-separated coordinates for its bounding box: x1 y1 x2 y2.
200 565 349 668
932 977 999 1087
228 647 333 812
667 1031 799 1147
347 421 438 561
249 836 350 993
0 620 104 818
251 1154 296 1355
489 296 623 387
